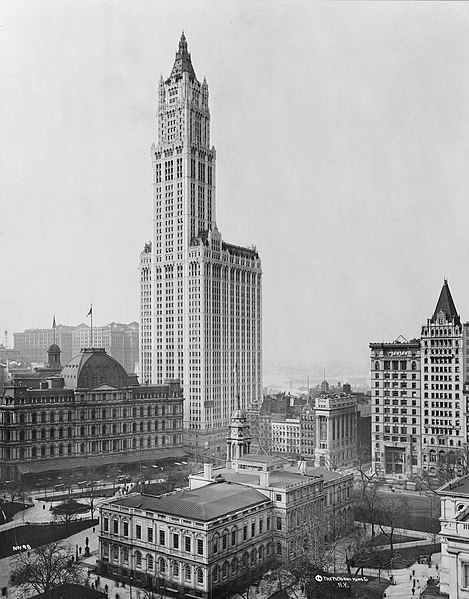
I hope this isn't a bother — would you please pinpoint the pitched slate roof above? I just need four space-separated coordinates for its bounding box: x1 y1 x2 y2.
110 482 269 521
431 279 460 326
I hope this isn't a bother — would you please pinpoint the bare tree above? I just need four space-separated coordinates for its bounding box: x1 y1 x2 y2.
51 500 82 534
375 493 409 553
353 466 384 537
10 540 83 598
2 480 25 504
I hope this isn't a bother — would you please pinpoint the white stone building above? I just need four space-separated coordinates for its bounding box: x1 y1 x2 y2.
139 34 263 452
438 474 469 599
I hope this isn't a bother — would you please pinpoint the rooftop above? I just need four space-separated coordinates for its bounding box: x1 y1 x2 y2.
109 482 269 521
438 473 469 496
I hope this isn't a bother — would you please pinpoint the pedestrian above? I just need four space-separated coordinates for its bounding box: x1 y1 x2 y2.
79 546 82 554
412 569 415 577
412 588 415 596
409 574 412 580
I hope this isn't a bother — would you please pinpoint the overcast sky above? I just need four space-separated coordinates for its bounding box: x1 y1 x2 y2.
1 1 469 371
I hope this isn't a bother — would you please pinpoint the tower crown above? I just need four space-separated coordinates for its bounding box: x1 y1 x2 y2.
170 32 196 80
431 279 460 326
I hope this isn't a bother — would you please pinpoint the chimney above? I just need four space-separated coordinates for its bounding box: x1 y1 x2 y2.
259 470 270 488
203 463 213 481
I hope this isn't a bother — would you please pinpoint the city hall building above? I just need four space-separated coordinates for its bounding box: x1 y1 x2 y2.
0 344 184 481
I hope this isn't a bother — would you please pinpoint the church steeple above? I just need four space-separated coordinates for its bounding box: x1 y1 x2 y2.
170 31 196 80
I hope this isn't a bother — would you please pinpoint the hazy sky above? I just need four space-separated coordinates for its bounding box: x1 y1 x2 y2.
2 1 469 370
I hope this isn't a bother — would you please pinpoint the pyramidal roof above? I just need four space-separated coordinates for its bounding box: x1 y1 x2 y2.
170 32 196 80
431 279 460 326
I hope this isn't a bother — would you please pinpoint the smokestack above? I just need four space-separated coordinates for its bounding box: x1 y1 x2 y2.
203 463 213 481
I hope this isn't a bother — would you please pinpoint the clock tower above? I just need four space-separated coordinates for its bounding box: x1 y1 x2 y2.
226 406 252 468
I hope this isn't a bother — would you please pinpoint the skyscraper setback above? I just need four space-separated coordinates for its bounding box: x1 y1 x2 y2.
139 34 263 451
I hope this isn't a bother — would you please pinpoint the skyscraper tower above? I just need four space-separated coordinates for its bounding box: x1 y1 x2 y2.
421 279 466 471
139 34 263 451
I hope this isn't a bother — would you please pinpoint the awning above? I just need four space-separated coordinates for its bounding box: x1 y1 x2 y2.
16 447 188 475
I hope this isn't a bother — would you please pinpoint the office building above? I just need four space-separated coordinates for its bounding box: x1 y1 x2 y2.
139 34 263 452
13 322 139 374
370 280 468 476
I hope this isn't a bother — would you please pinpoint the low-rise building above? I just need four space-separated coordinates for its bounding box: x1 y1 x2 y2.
98 480 274 598
314 394 358 469
438 474 469 599
0 346 184 481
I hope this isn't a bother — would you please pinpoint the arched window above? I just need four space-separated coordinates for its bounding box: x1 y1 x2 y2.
80 443 85 453
147 436 151 447
32 430 37 441
374 361 379 370
59 411 63 422
19 430 25 441
50 412 55 423
123 439 127 450
102 408 106 419
250 548 257 565
133 407 137 417
80 410 85 420
147 406 151 416
197 568 203 584
159 558 166 574
185 565 191 581
41 412 46 423
140 422 144 432
140 437 144 448
67 444 72 455
91 441 97 452
231 557 238 575
50 428 55 439
123 408 127 418
67 411 72 422
140 407 144 417
162 435 166 445
50 445 55 456
41 446 46 457
19 413 25 424
59 444 64 455
67 427 72 438
80 426 85 437
123 423 127 434
259 545 264 561
213 565 219 584
31 446 37 458
32 412 37 424
58 427 63 438
148 554 154 570
19 447 25 459
135 551 142 568
222 562 228 580
411 361 417 371
173 562 179 577
132 423 137 433
91 409 96 419
112 424 117 434
102 424 106 434
132 438 136 449
41 429 46 440
112 408 117 418
91 425 96 436
276 543 282 557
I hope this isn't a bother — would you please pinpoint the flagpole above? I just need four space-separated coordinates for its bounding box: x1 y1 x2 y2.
90 304 93 348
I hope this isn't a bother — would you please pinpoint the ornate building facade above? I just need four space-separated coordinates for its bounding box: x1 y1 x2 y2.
139 34 263 452
370 280 468 476
0 346 184 481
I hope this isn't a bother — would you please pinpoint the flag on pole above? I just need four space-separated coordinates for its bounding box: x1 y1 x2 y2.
52 315 56 328
86 306 92 317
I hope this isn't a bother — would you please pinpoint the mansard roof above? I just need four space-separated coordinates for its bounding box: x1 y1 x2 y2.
431 279 460 326
169 32 196 80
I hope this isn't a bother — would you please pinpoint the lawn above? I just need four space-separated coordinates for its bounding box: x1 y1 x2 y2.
0 519 98 559
0 502 30 522
372 533 422 546
363 543 441 569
